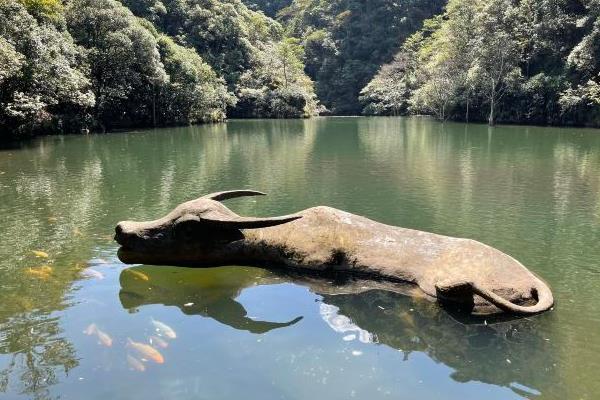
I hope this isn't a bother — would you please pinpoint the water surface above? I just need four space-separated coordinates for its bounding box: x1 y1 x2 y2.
1 117 599 399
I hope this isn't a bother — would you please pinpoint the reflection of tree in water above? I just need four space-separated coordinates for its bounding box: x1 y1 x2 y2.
0 313 77 400
0 137 109 398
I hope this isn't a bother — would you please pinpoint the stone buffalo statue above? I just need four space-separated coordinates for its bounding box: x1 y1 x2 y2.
115 190 554 316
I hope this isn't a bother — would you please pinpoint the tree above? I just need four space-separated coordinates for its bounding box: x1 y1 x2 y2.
559 0 600 122
17 0 63 22
66 0 168 130
242 0 293 17
362 0 571 126
0 0 94 137
233 38 318 117
278 0 446 114
360 52 414 116
467 0 522 125
156 35 235 124
0 37 23 85
277 38 305 88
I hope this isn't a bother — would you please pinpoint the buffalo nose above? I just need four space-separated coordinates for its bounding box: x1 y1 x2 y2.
115 222 132 245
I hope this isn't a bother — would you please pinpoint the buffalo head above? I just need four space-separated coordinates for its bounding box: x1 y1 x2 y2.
115 190 301 265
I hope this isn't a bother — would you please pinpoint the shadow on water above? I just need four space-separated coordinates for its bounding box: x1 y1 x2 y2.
118 265 558 399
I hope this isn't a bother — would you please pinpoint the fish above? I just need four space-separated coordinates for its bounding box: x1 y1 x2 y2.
83 323 112 346
25 266 53 279
82 268 104 280
83 323 97 335
32 250 49 258
149 335 169 349
151 318 176 339
96 328 113 347
73 227 83 237
399 311 415 327
127 269 150 281
74 262 86 270
127 338 164 364
127 354 146 372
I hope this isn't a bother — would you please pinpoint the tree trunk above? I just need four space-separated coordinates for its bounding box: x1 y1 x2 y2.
152 83 156 127
465 96 469 123
488 79 495 126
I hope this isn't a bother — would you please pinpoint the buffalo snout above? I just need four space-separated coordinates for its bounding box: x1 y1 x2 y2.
115 221 140 248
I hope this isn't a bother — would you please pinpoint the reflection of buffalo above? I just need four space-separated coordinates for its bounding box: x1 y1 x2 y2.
119 265 559 398
119 265 302 334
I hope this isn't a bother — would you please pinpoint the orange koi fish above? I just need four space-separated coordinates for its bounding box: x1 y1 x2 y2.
127 338 164 364
26 265 53 279
32 250 49 258
127 269 149 281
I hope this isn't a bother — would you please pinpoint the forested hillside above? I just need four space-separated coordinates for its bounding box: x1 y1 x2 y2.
4 0 600 139
0 0 317 139
361 0 600 126
274 0 446 114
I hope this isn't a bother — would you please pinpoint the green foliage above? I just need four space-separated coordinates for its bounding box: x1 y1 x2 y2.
242 0 293 17
121 0 317 118
363 0 600 126
360 53 415 116
278 0 446 114
0 0 93 137
0 0 240 137
0 37 24 85
17 0 63 22
66 0 169 130
233 38 318 117
156 35 236 124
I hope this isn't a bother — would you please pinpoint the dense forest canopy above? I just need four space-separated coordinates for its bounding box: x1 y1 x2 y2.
3 0 600 139
0 0 318 138
275 0 446 114
242 0 292 17
361 0 600 126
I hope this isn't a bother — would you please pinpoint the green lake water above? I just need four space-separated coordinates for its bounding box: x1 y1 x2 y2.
1 117 599 399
